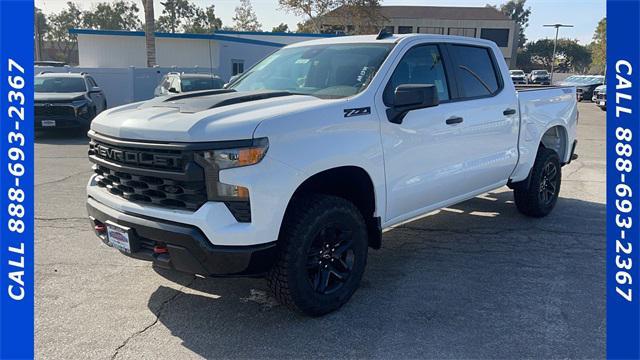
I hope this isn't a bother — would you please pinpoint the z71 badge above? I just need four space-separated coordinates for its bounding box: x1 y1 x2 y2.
344 107 371 117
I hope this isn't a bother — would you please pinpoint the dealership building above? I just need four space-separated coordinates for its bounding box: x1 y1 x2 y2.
319 5 519 67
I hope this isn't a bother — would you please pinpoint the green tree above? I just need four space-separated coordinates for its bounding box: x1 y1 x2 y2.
83 1 142 30
157 0 196 33
520 38 591 73
272 23 289 32
591 18 606 74
232 0 262 31
489 0 531 48
183 5 223 33
331 0 384 35
46 1 83 63
279 0 337 33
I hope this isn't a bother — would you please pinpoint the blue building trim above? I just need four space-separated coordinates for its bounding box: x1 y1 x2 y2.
68 29 286 47
214 30 337 38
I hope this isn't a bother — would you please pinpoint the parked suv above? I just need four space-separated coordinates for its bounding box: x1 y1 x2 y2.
509 69 527 84
528 70 551 85
87 34 578 316
154 72 225 96
35 72 107 130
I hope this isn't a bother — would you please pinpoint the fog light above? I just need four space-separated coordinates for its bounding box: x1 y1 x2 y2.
216 182 249 200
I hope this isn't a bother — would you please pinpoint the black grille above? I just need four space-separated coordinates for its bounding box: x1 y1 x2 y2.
35 103 75 118
93 165 207 210
89 140 185 172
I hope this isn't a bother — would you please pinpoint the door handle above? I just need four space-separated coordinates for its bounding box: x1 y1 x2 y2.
446 116 463 125
503 108 517 116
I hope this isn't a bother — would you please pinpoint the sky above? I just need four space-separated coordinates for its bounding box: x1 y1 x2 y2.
34 0 606 45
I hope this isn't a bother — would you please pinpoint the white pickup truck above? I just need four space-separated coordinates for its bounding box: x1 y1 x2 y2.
86 33 578 316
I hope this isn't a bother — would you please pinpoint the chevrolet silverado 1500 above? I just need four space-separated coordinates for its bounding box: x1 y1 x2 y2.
87 33 578 316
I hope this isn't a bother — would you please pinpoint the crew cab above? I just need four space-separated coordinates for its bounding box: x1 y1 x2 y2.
35 72 107 130
86 33 578 316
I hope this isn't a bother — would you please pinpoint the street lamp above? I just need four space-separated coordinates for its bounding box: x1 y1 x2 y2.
543 24 573 83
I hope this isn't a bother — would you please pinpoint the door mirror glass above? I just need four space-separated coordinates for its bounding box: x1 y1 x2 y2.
90 86 101 93
387 84 439 124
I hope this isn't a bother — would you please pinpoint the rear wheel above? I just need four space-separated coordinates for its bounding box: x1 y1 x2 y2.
267 194 368 316
514 147 561 217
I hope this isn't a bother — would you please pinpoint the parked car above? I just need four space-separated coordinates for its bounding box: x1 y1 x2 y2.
35 60 68 67
87 34 578 316
559 75 605 101
595 85 606 110
35 72 107 130
154 72 225 96
592 84 606 102
528 70 551 85
509 69 527 84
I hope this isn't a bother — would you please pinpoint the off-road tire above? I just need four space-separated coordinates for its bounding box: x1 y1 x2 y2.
514 147 562 217
267 194 368 316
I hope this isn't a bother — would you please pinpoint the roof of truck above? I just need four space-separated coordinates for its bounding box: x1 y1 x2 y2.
285 33 499 48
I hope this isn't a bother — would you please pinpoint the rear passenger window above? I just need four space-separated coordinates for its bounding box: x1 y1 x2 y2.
451 45 500 98
384 45 449 105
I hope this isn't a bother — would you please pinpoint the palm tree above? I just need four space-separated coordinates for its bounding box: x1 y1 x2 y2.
142 0 156 67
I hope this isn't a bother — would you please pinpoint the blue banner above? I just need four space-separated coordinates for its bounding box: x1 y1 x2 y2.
607 0 640 359
0 0 34 359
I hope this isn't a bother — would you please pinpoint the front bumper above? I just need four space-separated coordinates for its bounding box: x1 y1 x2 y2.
87 197 277 276
35 104 93 129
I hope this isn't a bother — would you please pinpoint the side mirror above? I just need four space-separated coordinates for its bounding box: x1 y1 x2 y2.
168 87 179 94
387 84 439 124
90 86 101 93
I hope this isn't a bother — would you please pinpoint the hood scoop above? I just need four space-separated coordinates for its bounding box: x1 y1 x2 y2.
141 89 295 113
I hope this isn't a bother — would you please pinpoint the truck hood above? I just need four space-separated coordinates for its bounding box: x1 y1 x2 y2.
90 90 336 142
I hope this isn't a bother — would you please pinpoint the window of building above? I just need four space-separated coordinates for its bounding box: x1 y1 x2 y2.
383 26 394 34
397 26 413 34
232 59 245 76
450 45 500 98
384 45 450 105
448 27 476 37
480 28 510 47
417 27 444 35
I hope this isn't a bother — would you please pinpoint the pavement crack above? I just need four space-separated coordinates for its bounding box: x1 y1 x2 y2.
36 170 92 187
110 275 197 360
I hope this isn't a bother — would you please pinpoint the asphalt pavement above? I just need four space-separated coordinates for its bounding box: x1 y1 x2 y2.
35 102 606 359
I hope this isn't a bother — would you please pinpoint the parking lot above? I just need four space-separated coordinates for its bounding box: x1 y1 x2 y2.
35 102 605 359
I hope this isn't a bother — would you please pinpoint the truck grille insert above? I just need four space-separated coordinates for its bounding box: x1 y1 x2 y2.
93 165 207 210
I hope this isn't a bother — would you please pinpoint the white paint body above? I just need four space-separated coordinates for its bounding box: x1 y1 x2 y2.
87 34 577 246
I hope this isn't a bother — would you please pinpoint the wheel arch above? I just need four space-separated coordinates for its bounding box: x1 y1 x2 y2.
281 166 382 249
540 125 569 163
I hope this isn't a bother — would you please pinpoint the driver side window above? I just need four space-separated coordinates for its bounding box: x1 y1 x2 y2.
384 45 450 106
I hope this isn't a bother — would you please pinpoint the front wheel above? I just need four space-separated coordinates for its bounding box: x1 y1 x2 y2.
514 148 562 217
267 194 368 316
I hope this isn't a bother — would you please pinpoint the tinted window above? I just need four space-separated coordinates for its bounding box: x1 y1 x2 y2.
451 45 500 98
34 77 87 93
398 26 413 34
384 45 449 105
480 28 510 47
418 27 444 35
449 28 476 37
86 77 97 87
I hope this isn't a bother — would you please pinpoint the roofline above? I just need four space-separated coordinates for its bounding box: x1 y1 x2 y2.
214 30 337 38
68 28 286 47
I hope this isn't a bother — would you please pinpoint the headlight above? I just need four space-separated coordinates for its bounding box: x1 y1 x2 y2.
199 138 268 170
196 138 268 202
72 100 90 115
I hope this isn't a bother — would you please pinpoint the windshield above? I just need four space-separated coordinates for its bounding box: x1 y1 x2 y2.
510 70 525 76
230 43 394 99
35 77 87 93
181 77 224 92
532 70 548 75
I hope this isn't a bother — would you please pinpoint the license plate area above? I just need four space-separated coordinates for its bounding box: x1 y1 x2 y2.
106 221 132 253
42 120 56 127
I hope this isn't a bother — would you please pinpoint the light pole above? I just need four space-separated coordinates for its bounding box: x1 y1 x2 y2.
543 24 573 83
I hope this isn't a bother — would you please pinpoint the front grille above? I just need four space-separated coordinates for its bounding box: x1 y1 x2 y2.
89 140 185 172
35 103 75 118
93 165 207 210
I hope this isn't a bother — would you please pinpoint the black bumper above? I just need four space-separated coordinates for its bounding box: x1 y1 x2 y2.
87 198 277 277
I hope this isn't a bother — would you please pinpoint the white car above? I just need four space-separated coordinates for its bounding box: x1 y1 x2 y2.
87 33 578 316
